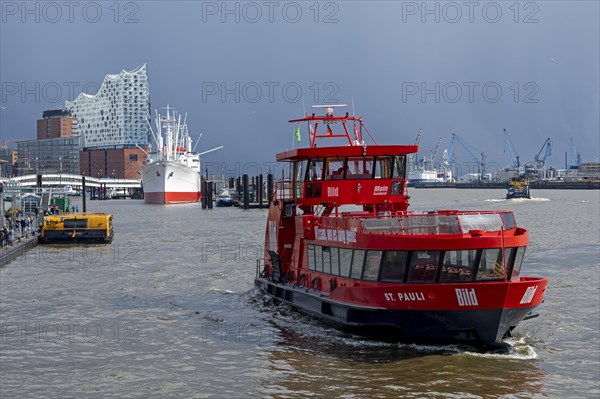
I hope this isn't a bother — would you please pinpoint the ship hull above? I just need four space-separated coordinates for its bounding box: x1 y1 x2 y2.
255 277 545 345
141 160 201 204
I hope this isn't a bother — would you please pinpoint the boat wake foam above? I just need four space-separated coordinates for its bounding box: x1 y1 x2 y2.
462 337 538 360
485 198 550 203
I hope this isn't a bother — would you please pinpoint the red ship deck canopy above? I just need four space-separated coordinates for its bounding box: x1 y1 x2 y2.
276 145 418 162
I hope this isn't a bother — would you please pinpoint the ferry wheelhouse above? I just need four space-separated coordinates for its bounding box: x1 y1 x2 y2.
256 105 548 347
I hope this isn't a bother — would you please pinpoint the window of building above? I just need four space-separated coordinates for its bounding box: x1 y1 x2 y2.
380 251 408 282
406 251 440 283
129 154 138 161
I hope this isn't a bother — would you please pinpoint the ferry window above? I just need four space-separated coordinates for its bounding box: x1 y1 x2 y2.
406 251 440 283
325 157 346 180
393 156 406 179
374 157 393 179
347 157 374 179
476 248 504 280
307 158 324 181
339 248 353 277
322 247 332 274
295 160 309 182
315 246 323 272
330 247 340 276
363 251 382 281
501 212 517 230
380 251 408 282
391 181 403 195
307 245 316 270
440 250 477 282
305 183 322 198
510 246 526 280
350 250 365 279
64 219 88 229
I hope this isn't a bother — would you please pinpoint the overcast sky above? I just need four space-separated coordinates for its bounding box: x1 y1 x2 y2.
1 1 599 172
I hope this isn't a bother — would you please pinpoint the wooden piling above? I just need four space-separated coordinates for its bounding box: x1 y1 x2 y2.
267 173 273 206
82 176 87 212
242 174 249 210
258 174 264 207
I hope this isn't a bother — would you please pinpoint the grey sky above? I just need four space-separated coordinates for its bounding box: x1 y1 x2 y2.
1 1 599 171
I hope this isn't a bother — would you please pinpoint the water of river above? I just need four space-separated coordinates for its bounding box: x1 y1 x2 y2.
1 189 598 398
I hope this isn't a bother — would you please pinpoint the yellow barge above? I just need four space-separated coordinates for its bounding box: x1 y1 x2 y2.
39 212 114 243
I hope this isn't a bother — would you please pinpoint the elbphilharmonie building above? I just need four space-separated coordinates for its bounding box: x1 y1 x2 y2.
66 64 151 149
65 64 151 179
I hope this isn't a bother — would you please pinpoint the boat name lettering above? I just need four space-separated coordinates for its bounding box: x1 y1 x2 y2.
314 227 357 244
373 185 389 196
327 186 339 197
384 292 425 302
455 288 479 306
519 285 538 304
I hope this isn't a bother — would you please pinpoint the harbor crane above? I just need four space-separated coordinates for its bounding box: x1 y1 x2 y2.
569 137 581 170
448 133 487 179
503 128 520 168
426 137 442 169
533 138 552 168
408 129 422 170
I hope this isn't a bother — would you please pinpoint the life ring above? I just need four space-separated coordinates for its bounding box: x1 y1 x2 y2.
311 277 319 290
294 273 306 288
330 280 337 291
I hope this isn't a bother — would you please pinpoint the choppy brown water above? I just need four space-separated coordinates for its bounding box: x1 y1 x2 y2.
1 189 599 398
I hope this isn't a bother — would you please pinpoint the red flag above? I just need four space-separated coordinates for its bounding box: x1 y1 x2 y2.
326 124 333 136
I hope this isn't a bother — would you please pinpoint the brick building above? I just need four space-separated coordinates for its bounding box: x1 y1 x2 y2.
80 147 147 179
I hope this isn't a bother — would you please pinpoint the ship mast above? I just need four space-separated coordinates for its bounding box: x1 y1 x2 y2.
289 104 372 148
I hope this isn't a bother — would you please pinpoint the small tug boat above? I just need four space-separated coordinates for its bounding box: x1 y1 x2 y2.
506 177 531 199
39 212 114 243
215 189 236 207
255 105 548 348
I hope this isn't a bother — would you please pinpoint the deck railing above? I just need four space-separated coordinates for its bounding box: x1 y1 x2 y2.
361 211 511 235
274 180 302 200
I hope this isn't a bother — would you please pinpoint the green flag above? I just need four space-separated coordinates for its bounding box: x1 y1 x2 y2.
294 126 301 142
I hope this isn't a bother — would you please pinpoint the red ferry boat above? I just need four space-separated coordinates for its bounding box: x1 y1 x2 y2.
256 105 548 349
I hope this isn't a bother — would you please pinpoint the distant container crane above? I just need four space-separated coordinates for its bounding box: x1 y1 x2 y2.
448 133 488 180
503 128 520 168
534 138 552 169
569 137 581 170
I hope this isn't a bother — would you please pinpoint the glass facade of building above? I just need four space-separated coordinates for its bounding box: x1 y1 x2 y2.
16 137 80 175
65 64 151 149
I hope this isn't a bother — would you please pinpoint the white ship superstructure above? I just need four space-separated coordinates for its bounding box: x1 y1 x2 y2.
141 106 201 204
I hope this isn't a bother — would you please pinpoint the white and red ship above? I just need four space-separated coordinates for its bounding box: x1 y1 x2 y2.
141 106 221 204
